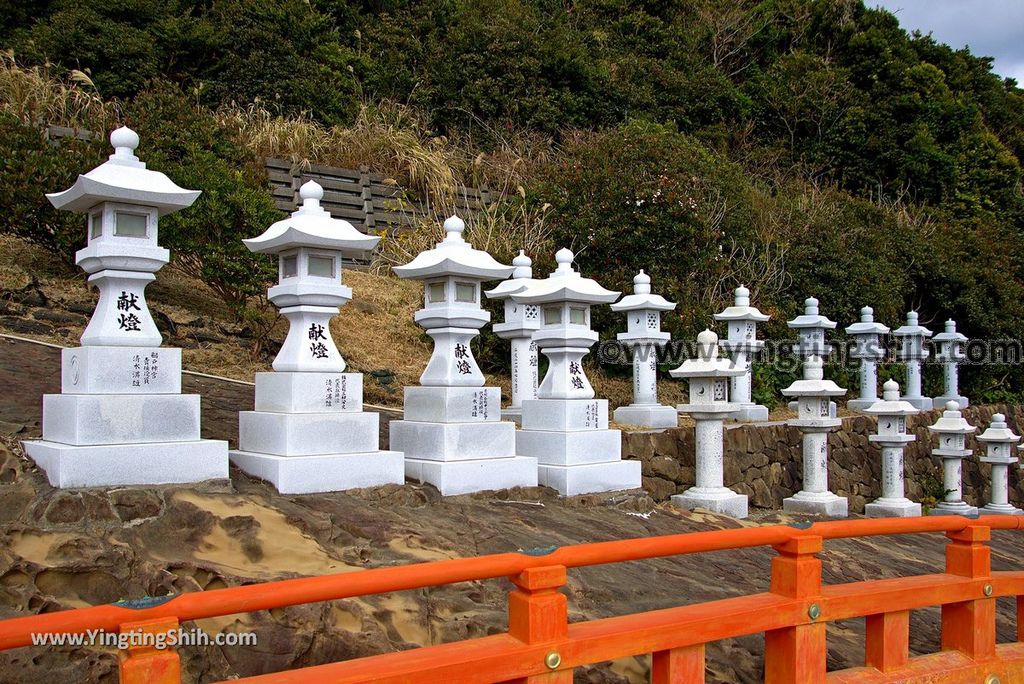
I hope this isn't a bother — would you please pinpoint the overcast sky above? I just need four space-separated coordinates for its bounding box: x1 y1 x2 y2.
872 0 1024 84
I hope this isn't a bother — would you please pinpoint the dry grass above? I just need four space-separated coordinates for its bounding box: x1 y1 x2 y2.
0 51 119 131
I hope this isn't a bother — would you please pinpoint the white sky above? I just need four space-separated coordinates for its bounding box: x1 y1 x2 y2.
872 0 1024 84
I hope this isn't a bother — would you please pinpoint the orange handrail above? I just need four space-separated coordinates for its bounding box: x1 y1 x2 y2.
2 515 1023 683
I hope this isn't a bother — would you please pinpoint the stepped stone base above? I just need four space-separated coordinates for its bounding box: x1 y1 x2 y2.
612 404 678 429
929 501 978 516
405 455 538 496
516 429 622 466
254 372 362 413
726 404 769 423
239 411 379 456
933 395 969 410
783 491 848 517
981 503 1022 516
390 420 516 461
671 487 748 518
537 460 641 496
523 399 608 431
61 346 181 394
403 386 501 422
501 407 523 426
864 497 921 518
902 396 933 411
24 439 228 488
42 393 201 445
230 449 404 494
846 398 880 412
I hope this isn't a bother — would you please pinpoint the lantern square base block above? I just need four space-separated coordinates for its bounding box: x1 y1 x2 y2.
254 372 363 413
238 411 379 456
390 421 516 461
783 491 848 517
724 403 768 423
229 449 404 494
61 346 181 394
864 498 922 518
932 394 969 410
405 455 538 496
928 501 979 516
41 393 201 445
23 439 228 488
516 429 623 466
523 398 609 431
672 487 748 518
981 503 1022 515
612 404 678 429
537 460 641 497
402 386 502 423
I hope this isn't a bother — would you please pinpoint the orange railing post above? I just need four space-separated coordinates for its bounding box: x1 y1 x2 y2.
864 610 909 672
651 644 705 683
941 523 996 660
505 565 570 683
764 535 825 684
118 617 180 684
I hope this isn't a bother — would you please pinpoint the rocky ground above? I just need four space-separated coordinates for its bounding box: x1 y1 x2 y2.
2 337 1024 683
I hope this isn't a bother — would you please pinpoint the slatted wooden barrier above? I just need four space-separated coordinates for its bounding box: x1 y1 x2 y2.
2 516 1023 683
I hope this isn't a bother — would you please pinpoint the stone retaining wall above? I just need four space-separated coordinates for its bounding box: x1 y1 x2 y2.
622 404 1024 513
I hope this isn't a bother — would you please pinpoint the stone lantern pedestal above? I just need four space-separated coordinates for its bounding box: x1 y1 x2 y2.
390 217 537 495
979 413 1021 515
23 127 228 487
228 182 404 493
714 285 770 422
484 251 540 425
845 307 890 412
669 330 747 518
611 271 677 428
781 357 848 517
513 249 640 495
927 401 978 516
932 319 969 409
787 297 837 417
893 311 932 410
864 380 920 517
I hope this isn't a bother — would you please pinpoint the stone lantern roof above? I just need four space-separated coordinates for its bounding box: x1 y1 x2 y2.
47 127 200 215
845 306 890 337
714 285 769 322
892 311 932 339
485 250 539 299
610 271 675 312
670 330 744 379
511 248 619 305
932 319 968 345
781 357 845 397
928 401 976 437
393 216 512 281
977 413 1020 450
244 181 379 256
864 379 918 417
787 297 837 330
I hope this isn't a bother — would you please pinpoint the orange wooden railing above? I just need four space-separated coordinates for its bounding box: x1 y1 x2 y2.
2 516 1024 683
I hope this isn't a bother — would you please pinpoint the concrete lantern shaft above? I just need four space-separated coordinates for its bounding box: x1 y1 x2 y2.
932 319 969 409
393 215 513 387
714 284 771 421
927 400 978 515
864 379 920 517
46 126 200 348
892 311 933 410
978 412 1022 515
845 306 890 411
484 250 541 413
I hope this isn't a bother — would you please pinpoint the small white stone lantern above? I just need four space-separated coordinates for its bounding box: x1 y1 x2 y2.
669 329 748 517
979 413 1021 515
714 284 770 422
927 401 978 516
229 181 404 493
787 297 838 416
484 250 541 424
892 311 933 410
610 270 677 428
781 356 848 517
863 380 920 517
513 248 641 495
389 216 537 495
845 306 890 411
22 126 228 487
932 319 969 409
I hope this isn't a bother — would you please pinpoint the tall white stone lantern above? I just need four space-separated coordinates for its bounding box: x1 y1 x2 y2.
863 380 920 517
22 126 228 486
787 297 837 416
513 248 641 495
927 401 978 516
979 413 1021 515
932 319 969 409
610 270 677 428
781 356 848 516
484 250 540 424
714 284 770 422
389 216 537 495
845 306 890 411
669 329 748 517
892 311 933 410
228 181 404 493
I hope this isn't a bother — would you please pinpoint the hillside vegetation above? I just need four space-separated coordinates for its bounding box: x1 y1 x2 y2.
1 0 1022 405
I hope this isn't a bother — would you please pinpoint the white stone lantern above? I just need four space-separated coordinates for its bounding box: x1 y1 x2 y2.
979 413 1021 515
863 380 920 517
714 284 770 422
512 248 641 495
669 329 748 517
892 311 933 410
610 270 677 428
22 126 228 487
389 216 537 495
781 356 848 516
932 319 968 409
787 297 838 416
484 250 541 424
229 181 404 493
845 306 890 411
927 401 978 516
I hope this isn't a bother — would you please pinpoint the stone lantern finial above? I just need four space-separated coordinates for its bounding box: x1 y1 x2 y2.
978 412 1022 515
633 270 651 294
864 378 920 517
298 180 323 209
443 214 466 240
109 126 140 162
927 399 978 515
881 378 899 400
